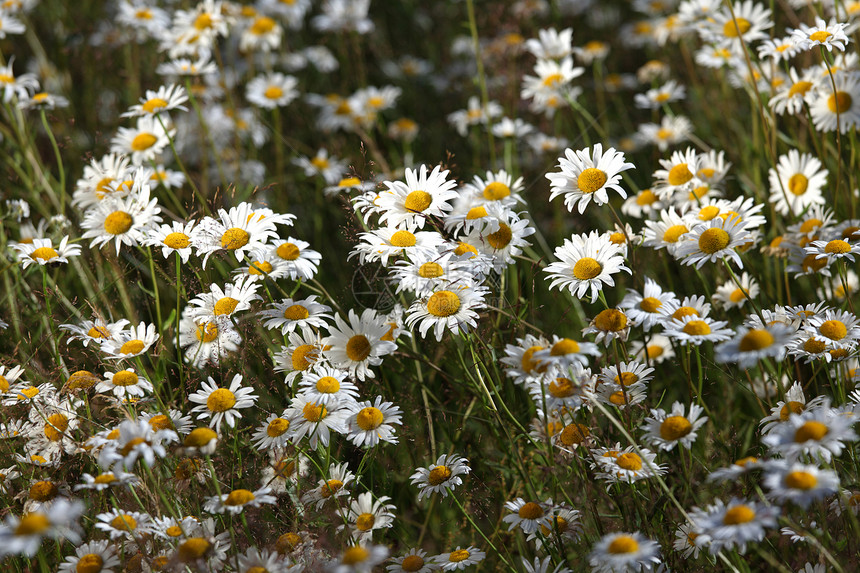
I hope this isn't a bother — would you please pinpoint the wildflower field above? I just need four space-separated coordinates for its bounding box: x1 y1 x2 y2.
5 0 860 571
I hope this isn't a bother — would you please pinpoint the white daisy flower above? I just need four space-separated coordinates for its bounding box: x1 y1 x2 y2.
641 401 708 451
11 237 81 269
763 461 839 508
344 396 403 448
351 224 446 267
100 321 159 360
247 72 299 109
406 283 488 341
410 454 470 500
547 144 634 214
502 498 551 535
767 150 828 216
95 368 153 401
544 231 631 303
434 546 485 571
58 539 121 573
324 309 397 380
810 72 860 134
283 394 347 450
762 402 859 462
258 296 333 335
688 497 779 555
376 164 459 229
188 276 262 323
122 84 188 118
715 323 793 368
273 329 327 383
80 185 162 255
251 412 292 451
338 492 396 542
145 220 199 263
266 237 322 281
188 374 259 433
178 313 242 368
791 18 850 53
110 115 174 165
195 202 283 267
618 277 678 331
663 314 734 346
588 532 662 573
94 509 152 541
204 486 276 515
673 215 753 269
302 462 355 509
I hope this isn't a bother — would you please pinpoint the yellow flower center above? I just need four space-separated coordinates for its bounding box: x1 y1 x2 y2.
321 479 343 498
639 297 662 313
142 98 168 114
682 320 711 336
521 346 545 373
608 535 639 554
267 418 290 437
577 168 608 194
427 290 461 317
542 73 564 87
276 242 300 260
29 480 58 501
616 452 642 470
551 338 579 355
723 17 751 38
225 489 255 506
76 554 104 573
829 91 853 113
729 288 746 304
111 514 138 531
112 370 139 387
667 163 693 186
264 86 284 100
291 344 317 370
787 173 809 196
559 423 589 445
672 307 698 320
131 133 157 151
810 30 832 43
163 232 190 249
248 260 273 275
449 549 470 563
518 502 544 520
820 320 847 340
418 262 444 278
338 177 361 187
663 224 689 243
698 227 730 254
486 223 513 250
794 420 829 442
404 190 432 212
15 513 51 536
549 377 574 398
345 334 371 361
614 372 639 386
213 297 239 316
342 546 370 565
148 414 173 432
221 228 250 250
390 230 417 247
206 388 237 412
785 470 817 490
44 413 69 442
278 305 308 322
594 309 627 331
310 376 339 395
466 206 488 219
739 329 775 351
355 513 375 531
196 322 219 343
483 182 510 200
825 239 851 254
184 428 217 448
356 406 384 430
780 401 805 421
165 525 183 537
178 538 211 562
698 206 720 221
723 505 755 525
428 465 452 485
104 211 133 235
803 338 827 353
94 473 116 484
302 402 327 422
30 247 59 261
401 555 425 572
636 190 658 206
573 257 602 280
119 339 146 355
18 386 39 400
250 16 276 35
660 416 692 440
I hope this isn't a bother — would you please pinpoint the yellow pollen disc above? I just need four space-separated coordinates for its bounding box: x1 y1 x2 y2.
76 554 104 573
667 163 693 186
646 345 664 358
18 386 39 400
135 9 152 19
723 505 755 525
672 307 698 321
655 93 671 103
549 377 574 398
810 30 832 43
786 173 809 196
104 211 133 235
428 465 452 485
787 81 814 99
225 489 255 505
401 555 425 572
194 12 213 30
541 516 569 536
608 536 639 554
829 91 853 113
486 223 513 249
729 288 746 304
820 320 848 340
795 420 829 442
609 232 625 244
302 402 327 422
427 290 461 317
594 309 627 331
551 338 580 355
142 98 168 114
698 227 730 254
418 262 444 278
466 206 488 219
310 157 329 170
639 297 662 313
15 514 51 536
291 344 317 370
342 546 370 565
264 86 284 100
636 190 657 206
267 418 290 437
148 415 173 432
111 514 138 531
739 329 774 351
131 133 157 151
310 376 340 396
454 241 478 258
785 470 817 490
356 406 384 430
390 230 417 247
521 346 544 373
165 525 183 537
682 320 711 336
346 334 372 361
449 549 470 563
0 376 8 393
251 16 276 34
178 538 211 562
825 239 851 254
248 260 273 275
803 338 826 353
542 72 564 87
404 190 432 212
723 17 751 38
184 427 217 448
196 322 218 342
577 168 608 194
213 297 239 316
339 177 361 187
120 339 146 355
112 370 139 387
616 452 642 470
276 242 300 260
355 513 375 531
831 348 849 359
614 372 639 386
663 224 689 243
660 416 692 440
698 206 720 221
87 325 110 339
30 247 58 261
120 437 148 456
689 186 709 201
483 181 510 200
518 502 544 520
29 480 58 501
280 304 308 321
163 232 190 249
321 479 343 498
560 423 589 445
221 228 250 250
207 388 237 412
44 413 69 441
573 257 602 280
